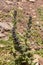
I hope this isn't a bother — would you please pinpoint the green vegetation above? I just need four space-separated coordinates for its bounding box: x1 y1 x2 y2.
37 8 43 21
31 30 43 45
12 11 35 65
0 34 13 46
0 6 43 65
35 49 43 57
0 33 15 65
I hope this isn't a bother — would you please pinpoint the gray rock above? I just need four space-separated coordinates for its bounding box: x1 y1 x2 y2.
0 22 13 31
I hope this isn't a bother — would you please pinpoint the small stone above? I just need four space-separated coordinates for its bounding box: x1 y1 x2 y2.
18 7 23 10
0 44 5 47
33 59 38 63
6 1 13 5
36 63 39 65
0 33 5 38
29 0 35 2
7 60 10 62
22 0 26 2
0 22 12 31
36 21 39 25
33 15 36 18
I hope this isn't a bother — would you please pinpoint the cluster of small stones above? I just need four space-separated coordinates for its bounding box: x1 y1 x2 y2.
0 0 43 40
0 0 43 65
16 0 35 2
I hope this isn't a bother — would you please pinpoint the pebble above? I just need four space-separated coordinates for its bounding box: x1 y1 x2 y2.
0 33 5 38
0 22 12 31
29 0 35 2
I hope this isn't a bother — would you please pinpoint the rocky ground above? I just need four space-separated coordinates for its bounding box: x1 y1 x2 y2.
0 0 43 65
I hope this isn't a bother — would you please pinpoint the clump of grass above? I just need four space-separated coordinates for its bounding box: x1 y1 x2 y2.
30 28 43 45
37 8 43 21
35 49 43 57
36 36 43 45
0 35 13 46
